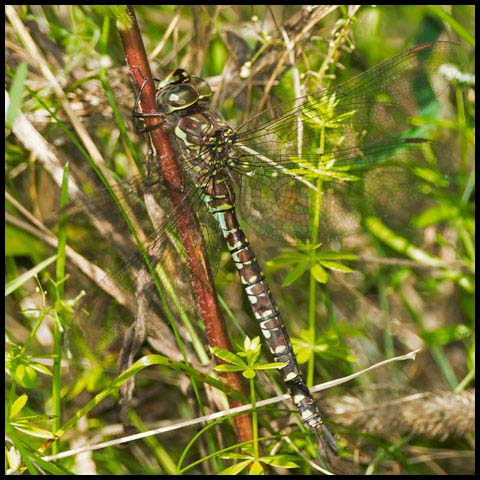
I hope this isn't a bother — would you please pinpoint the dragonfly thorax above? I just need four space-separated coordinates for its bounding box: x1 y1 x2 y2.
158 69 238 179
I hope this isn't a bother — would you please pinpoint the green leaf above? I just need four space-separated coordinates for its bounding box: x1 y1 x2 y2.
10 394 28 419
296 241 323 253
6 61 28 128
412 203 460 227
365 217 446 267
242 367 257 379
412 166 450 187
219 460 252 475
282 262 308 286
294 346 312 364
268 251 306 264
214 364 245 373
311 263 328 283
249 460 265 475
261 454 299 468
11 424 55 439
320 260 353 273
27 360 53 376
221 452 250 460
210 347 246 367
14 364 38 388
254 362 287 370
315 251 358 261
5 255 57 297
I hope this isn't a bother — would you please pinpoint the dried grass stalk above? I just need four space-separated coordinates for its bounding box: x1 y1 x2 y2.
325 390 474 441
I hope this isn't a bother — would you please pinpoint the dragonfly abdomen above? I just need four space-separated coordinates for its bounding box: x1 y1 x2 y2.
202 178 337 452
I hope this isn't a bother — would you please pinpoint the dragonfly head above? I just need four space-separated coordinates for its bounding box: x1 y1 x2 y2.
157 68 213 114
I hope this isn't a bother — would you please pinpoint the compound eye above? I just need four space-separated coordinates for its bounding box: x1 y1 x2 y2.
170 68 190 84
158 84 199 113
190 76 212 100
159 68 191 88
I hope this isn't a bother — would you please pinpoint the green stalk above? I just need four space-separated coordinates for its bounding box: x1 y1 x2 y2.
249 377 259 461
455 84 468 190
307 125 325 386
51 163 70 454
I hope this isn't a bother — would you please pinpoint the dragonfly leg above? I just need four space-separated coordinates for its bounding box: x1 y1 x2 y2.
131 68 164 134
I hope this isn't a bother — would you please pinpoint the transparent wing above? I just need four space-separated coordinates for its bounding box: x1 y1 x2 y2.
234 42 455 147
55 165 220 360
228 42 457 245
235 139 447 246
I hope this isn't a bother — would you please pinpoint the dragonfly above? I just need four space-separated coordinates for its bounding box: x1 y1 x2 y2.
60 41 455 461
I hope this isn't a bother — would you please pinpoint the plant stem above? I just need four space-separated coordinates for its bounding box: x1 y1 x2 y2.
249 378 259 460
51 162 70 455
307 124 326 386
117 5 253 444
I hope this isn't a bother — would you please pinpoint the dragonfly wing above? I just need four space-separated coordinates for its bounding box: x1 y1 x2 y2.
234 41 456 145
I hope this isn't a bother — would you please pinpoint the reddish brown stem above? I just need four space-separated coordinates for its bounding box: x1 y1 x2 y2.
118 6 253 443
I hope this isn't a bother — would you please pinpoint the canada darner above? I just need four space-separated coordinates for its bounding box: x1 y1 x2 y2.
45 40 456 460
122 41 455 458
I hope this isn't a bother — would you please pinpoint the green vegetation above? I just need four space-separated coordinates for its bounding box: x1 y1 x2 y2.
5 5 474 475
